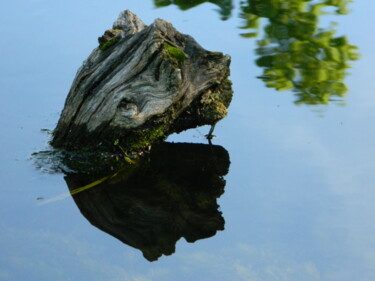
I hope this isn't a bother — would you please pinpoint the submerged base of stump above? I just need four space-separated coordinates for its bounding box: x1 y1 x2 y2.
51 10 232 153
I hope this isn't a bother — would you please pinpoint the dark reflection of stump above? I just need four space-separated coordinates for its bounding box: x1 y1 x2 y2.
64 142 230 261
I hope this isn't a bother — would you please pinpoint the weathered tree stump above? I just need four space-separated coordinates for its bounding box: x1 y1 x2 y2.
51 10 232 152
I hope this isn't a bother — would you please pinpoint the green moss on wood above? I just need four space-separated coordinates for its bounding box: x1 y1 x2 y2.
200 91 228 123
115 127 167 155
164 43 186 63
130 127 166 150
100 38 120 51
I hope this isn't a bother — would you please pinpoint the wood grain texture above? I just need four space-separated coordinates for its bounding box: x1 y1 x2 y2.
52 10 232 152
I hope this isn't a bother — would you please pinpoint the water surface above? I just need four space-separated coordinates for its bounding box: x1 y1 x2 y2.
1 1 375 280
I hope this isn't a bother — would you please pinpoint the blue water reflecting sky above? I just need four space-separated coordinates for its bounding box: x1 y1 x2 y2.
1 0 375 280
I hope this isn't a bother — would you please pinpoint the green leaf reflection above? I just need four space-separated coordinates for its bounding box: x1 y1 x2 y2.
154 0 359 105
240 0 359 105
154 0 234 20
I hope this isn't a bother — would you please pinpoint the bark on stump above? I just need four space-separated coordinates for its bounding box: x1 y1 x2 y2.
51 10 232 152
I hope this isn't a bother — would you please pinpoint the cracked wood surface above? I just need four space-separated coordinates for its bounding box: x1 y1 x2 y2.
52 10 232 152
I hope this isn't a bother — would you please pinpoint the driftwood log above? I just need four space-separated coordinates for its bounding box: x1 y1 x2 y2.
51 10 232 152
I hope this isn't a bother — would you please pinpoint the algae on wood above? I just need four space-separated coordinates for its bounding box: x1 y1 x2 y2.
51 10 232 153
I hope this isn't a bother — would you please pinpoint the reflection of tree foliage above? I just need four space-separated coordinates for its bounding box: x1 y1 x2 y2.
240 0 359 105
153 0 358 105
154 0 233 20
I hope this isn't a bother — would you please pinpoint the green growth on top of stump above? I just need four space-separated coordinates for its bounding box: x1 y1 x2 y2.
164 44 186 62
100 38 120 51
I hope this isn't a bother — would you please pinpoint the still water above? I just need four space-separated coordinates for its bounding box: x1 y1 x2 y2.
1 0 375 280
